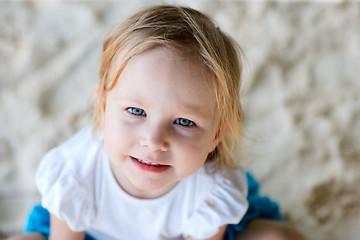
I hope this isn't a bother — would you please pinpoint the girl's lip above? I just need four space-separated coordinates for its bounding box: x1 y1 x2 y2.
130 156 171 173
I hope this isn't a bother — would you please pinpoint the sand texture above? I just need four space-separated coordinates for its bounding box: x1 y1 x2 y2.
0 1 359 239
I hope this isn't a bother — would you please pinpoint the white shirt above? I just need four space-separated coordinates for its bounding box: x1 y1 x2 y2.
36 127 248 240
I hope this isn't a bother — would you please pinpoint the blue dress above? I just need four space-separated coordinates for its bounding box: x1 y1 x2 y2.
24 172 283 240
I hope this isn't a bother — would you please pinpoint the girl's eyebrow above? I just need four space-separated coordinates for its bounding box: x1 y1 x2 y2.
116 96 145 107
180 102 212 120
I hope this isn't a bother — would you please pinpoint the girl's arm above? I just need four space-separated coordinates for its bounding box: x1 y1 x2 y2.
50 214 85 240
185 225 227 240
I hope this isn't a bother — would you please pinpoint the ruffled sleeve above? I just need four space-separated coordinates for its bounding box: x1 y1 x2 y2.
182 169 248 239
35 145 96 232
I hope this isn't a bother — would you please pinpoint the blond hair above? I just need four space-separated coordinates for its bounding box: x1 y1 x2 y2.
94 5 246 170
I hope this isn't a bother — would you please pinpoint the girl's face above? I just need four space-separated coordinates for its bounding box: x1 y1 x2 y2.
102 47 222 199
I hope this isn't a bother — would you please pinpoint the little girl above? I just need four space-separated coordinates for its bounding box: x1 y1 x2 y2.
8 5 304 240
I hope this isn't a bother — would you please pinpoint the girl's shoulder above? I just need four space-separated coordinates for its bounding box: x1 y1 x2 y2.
180 166 248 239
186 165 248 206
37 126 102 178
35 126 103 231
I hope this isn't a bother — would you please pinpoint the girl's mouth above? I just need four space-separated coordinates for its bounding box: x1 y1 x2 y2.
137 158 161 166
130 156 171 173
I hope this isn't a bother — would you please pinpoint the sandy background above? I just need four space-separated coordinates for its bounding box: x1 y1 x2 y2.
0 1 359 239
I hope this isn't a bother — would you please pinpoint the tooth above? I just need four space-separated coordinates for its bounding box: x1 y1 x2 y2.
138 159 160 166
137 158 160 166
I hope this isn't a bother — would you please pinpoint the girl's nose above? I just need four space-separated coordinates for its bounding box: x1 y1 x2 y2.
140 123 169 152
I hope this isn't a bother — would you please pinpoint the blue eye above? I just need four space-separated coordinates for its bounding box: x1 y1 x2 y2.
175 118 195 127
127 107 146 116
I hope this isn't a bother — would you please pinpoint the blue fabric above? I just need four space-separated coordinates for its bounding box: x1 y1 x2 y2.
23 204 50 237
23 172 283 240
23 204 95 240
224 172 284 240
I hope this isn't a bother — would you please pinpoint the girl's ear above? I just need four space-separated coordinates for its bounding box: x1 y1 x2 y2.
102 97 106 113
96 83 106 112
209 126 228 153
96 84 106 127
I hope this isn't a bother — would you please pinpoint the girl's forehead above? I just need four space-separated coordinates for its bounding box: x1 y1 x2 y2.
110 45 214 86
109 46 218 113
118 46 212 87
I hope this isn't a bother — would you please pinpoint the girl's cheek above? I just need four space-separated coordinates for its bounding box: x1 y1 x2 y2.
176 136 205 152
